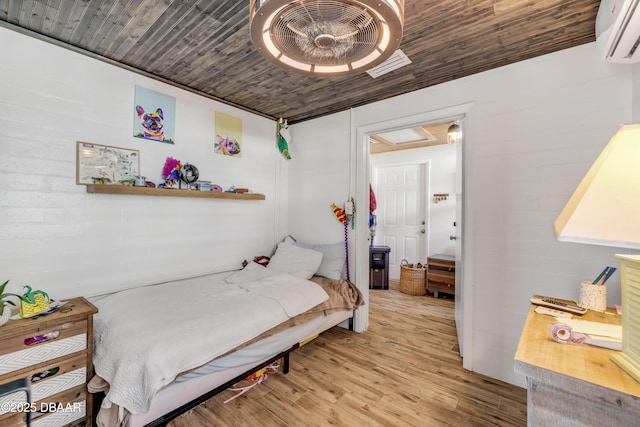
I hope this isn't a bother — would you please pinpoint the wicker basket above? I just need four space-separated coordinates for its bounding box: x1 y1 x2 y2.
399 259 427 296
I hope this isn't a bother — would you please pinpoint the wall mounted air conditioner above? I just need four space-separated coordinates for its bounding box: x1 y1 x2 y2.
596 0 640 63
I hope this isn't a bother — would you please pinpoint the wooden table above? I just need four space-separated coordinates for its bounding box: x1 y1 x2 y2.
514 299 640 426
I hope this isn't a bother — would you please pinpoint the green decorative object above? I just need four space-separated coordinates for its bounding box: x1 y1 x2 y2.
18 285 50 318
277 119 292 160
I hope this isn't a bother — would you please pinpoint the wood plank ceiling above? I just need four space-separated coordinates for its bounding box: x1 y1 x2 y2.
0 0 599 124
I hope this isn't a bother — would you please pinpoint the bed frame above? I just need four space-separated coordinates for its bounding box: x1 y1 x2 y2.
93 317 354 427
146 343 297 427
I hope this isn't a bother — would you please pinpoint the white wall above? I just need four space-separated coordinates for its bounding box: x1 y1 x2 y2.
289 43 634 387
286 111 354 249
371 144 457 258
0 27 285 299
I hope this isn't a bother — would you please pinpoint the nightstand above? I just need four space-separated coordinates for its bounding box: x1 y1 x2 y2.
515 300 640 425
0 297 98 427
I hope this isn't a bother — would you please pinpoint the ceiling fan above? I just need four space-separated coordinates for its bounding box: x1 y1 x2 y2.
249 0 405 76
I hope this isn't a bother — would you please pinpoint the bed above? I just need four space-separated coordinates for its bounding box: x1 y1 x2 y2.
88 239 363 427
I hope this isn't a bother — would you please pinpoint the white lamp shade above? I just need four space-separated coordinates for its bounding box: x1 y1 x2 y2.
554 124 640 249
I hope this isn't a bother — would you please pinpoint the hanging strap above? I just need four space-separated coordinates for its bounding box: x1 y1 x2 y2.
344 221 350 282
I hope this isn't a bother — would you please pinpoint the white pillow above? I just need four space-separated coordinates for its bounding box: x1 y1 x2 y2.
284 236 345 280
266 241 323 279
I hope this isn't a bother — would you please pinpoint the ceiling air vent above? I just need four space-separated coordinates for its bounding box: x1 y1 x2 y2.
366 49 411 78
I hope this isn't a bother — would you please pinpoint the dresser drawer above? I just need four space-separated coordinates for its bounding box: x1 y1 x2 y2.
0 319 87 357
428 262 455 272
429 281 455 296
0 353 87 415
0 386 86 427
0 332 87 376
428 271 455 285
32 400 86 427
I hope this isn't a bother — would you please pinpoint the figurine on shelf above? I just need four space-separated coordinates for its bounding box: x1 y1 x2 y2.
180 163 199 190
162 157 182 189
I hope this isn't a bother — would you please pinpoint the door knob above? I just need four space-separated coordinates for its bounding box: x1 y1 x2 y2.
450 235 457 240
421 229 426 234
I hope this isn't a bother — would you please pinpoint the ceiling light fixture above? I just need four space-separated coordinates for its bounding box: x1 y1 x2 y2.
249 0 405 76
447 122 461 144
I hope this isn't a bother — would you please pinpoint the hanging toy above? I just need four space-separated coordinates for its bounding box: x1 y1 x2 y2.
331 203 346 224
331 201 352 281
277 118 292 160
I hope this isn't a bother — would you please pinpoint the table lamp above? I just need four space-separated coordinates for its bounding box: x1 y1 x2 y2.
553 123 640 382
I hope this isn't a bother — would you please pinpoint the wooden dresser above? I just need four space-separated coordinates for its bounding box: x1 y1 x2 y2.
514 301 640 426
0 297 98 427
427 254 455 297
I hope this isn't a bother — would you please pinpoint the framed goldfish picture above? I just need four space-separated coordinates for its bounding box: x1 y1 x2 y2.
133 86 176 144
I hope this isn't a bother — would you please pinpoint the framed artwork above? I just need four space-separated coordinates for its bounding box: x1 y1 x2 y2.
214 111 242 157
133 86 176 144
76 141 140 185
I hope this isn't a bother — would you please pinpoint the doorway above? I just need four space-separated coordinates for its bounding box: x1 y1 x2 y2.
370 120 458 280
354 103 472 363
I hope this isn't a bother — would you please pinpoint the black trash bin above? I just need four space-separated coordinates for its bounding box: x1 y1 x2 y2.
369 246 390 289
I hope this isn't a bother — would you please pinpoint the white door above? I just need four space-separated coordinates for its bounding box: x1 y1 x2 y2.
374 164 426 279
454 121 466 359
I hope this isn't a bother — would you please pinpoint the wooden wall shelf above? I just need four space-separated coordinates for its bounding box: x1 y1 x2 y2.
85 184 266 200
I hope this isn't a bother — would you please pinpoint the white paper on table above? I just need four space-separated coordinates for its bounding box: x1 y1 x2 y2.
555 317 622 340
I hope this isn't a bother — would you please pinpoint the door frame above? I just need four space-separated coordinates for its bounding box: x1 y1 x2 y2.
354 102 474 368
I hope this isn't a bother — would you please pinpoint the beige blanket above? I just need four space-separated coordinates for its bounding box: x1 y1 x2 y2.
309 276 364 313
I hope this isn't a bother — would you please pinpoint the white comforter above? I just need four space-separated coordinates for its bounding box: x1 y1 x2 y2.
92 264 328 414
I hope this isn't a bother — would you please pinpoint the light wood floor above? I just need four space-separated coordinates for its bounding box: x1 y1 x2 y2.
168 281 527 426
